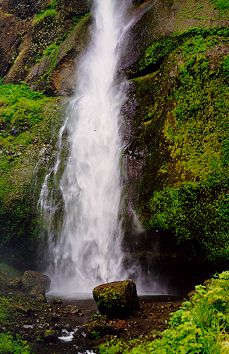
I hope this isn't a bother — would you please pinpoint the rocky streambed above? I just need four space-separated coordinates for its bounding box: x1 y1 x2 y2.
0 291 182 353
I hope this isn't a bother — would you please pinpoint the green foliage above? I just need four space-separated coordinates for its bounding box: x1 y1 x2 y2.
0 263 20 277
222 54 229 77
40 43 60 79
139 37 178 71
99 272 229 354
0 333 31 354
33 8 58 25
210 0 229 9
90 331 101 340
0 297 11 322
149 184 229 261
47 0 59 9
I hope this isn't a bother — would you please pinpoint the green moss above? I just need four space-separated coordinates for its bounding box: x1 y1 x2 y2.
209 0 229 9
33 8 58 25
32 13 90 87
138 27 229 72
0 83 50 134
94 287 122 309
41 43 60 79
222 53 229 77
138 37 178 71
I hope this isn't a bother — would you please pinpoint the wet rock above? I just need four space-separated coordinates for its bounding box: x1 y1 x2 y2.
84 318 121 339
30 286 47 302
15 305 34 315
22 270 51 291
93 280 139 318
2 0 49 19
62 305 80 315
22 270 51 301
57 0 90 15
52 298 63 305
43 329 58 343
7 277 22 290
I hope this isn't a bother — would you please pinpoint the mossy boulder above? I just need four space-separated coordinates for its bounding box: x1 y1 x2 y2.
93 280 139 318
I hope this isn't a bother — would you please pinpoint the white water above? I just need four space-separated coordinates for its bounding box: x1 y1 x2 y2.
39 0 132 294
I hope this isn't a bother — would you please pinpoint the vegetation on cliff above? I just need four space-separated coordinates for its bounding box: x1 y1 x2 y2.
132 27 229 264
0 82 60 259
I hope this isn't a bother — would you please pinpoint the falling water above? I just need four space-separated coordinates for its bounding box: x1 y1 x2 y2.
39 0 132 294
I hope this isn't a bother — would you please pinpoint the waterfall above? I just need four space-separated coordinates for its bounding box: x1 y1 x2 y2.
39 0 132 294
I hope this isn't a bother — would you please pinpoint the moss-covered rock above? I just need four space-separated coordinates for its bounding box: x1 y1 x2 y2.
1 0 90 95
26 13 90 94
121 0 229 75
93 280 139 318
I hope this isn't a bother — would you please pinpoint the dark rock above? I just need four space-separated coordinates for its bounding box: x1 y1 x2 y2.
52 298 63 305
2 0 49 19
57 0 90 15
93 280 139 318
84 318 122 338
7 277 22 290
43 329 58 343
22 271 51 301
29 285 47 302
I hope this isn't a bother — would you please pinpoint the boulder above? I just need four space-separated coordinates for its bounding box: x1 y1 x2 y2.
93 280 139 318
84 318 122 339
22 270 51 300
7 277 22 290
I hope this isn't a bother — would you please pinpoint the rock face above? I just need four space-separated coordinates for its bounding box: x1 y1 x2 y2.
93 280 139 318
22 270 51 301
0 0 90 95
